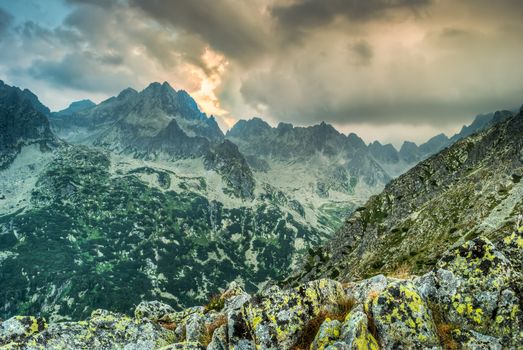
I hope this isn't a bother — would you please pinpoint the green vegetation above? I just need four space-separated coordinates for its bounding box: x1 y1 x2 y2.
0 146 323 320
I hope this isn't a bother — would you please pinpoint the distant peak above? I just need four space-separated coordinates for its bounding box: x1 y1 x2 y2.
142 81 178 97
277 121 293 130
227 117 272 137
346 132 366 149
175 89 192 100
69 99 95 108
117 87 138 99
234 117 271 129
162 81 174 89
401 140 418 147
145 82 161 89
249 117 270 125
430 133 449 141
317 121 336 130
313 121 336 132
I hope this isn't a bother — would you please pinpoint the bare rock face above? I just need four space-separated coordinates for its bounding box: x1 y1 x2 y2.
204 140 255 199
0 80 56 167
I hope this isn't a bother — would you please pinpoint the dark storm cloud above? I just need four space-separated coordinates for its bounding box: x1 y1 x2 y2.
28 52 136 93
0 7 13 37
2 0 523 140
129 0 269 64
350 40 373 65
271 0 431 36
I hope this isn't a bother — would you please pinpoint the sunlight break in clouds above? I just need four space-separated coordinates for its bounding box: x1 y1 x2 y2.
189 47 230 122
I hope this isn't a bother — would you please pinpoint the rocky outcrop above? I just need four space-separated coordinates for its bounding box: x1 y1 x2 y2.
204 140 255 199
4 223 521 349
0 81 56 167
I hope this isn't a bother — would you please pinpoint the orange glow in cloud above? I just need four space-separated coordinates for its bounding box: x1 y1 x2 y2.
187 47 230 121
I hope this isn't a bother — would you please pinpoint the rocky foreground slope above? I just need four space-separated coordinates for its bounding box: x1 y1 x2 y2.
289 108 523 284
1 221 521 349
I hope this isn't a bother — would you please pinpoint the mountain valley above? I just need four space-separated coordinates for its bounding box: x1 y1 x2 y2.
0 80 521 350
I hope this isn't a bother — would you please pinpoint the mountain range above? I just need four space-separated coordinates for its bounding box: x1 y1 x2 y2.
0 80 521 349
289 105 523 284
0 79 519 325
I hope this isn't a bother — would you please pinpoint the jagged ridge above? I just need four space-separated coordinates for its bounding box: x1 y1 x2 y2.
290 107 523 283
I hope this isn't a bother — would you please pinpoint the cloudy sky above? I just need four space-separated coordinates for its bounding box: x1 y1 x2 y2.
0 0 522 146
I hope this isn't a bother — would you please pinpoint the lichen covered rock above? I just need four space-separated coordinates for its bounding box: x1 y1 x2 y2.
243 279 345 350
0 316 47 345
337 305 378 350
450 329 502 350
310 318 341 350
436 238 511 328
2 226 522 350
135 301 176 322
0 309 176 349
207 324 228 350
157 342 205 349
185 313 206 343
370 281 440 349
345 274 388 306
428 235 522 347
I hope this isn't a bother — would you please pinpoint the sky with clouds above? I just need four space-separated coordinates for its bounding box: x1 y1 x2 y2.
0 0 522 146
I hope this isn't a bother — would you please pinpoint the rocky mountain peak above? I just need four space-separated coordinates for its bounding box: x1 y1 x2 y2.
68 99 95 111
0 82 51 117
227 117 272 138
54 99 96 117
276 121 293 133
136 82 211 124
0 81 56 166
417 132 449 156
311 121 339 135
399 140 418 151
117 87 138 100
431 132 448 141
368 141 399 164
346 132 366 150
140 81 175 102
399 140 420 163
